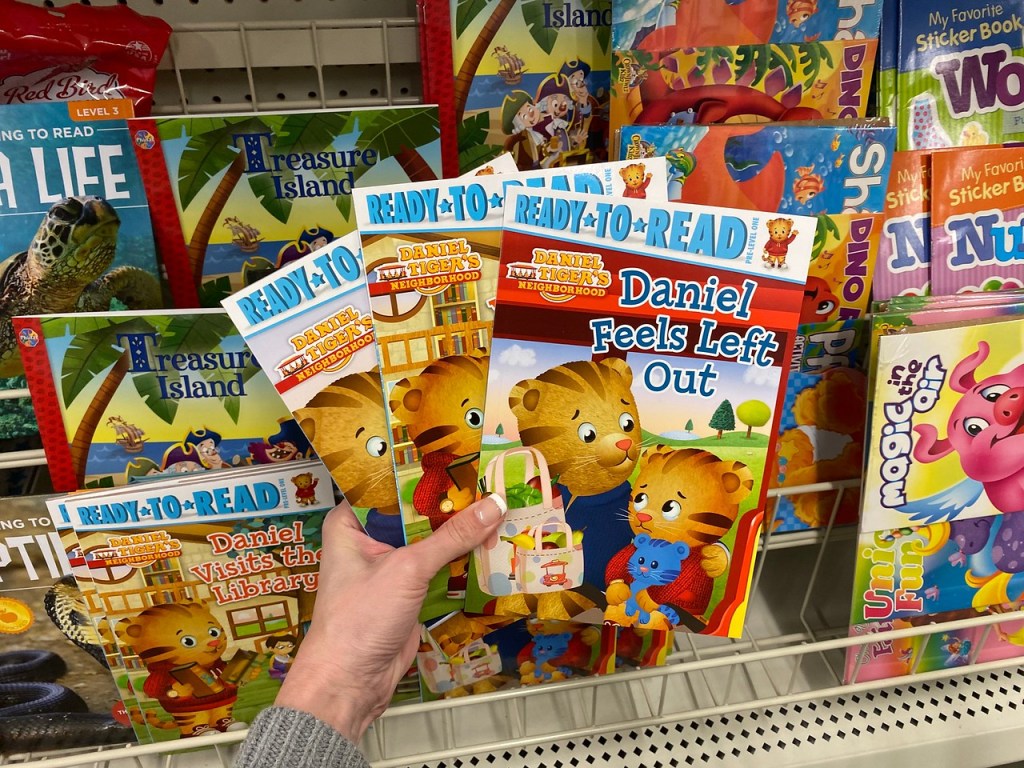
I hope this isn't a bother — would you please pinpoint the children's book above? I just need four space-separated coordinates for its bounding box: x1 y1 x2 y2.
129 107 442 308
896 0 1024 151
875 150 937 300
874 0 899 126
930 144 1024 296
854 315 1024 634
845 605 1024 684
418 0 611 176
14 309 316 493
58 459 334 740
770 318 868 532
0 101 165 442
222 232 407 547
353 159 669 621
613 0 883 51
417 612 619 700
618 122 895 324
610 40 877 135
0 495 138 754
465 187 815 635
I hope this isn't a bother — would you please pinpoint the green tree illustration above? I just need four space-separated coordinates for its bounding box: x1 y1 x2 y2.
496 422 505 437
56 314 250 486
684 418 694 432
736 400 771 438
708 400 735 439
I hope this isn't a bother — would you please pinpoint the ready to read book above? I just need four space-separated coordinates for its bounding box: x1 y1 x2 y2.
353 160 669 621
222 232 408 548
419 0 611 176
0 101 164 442
130 107 442 308
55 460 334 740
0 496 138 754
930 145 1024 295
464 187 814 635
854 315 1024 639
14 309 315 493
897 0 1024 151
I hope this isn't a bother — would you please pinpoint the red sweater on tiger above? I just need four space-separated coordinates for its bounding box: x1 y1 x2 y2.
604 543 714 618
413 451 459 531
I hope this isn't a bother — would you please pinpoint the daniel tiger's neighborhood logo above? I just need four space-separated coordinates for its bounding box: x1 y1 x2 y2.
508 248 611 303
373 237 482 296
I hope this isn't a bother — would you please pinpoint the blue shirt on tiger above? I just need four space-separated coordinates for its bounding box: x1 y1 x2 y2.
363 509 405 549
558 480 633 591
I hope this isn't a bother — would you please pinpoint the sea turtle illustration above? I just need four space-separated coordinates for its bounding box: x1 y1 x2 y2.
0 196 162 376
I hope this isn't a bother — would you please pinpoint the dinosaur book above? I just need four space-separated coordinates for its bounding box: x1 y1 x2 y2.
463 187 815 636
853 313 1024 642
0 101 163 443
13 308 315 493
129 107 443 308
0 495 137 754
53 460 334 741
418 0 612 176
352 159 669 622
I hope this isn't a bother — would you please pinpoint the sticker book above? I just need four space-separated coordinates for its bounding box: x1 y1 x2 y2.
896 0 1024 151
56 459 334 740
14 309 315 493
464 187 815 635
129 107 442 307
418 0 612 176
930 144 1024 296
353 159 669 621
875 149 936 300
854 315 1024 634
0 101 164 442
0 496 138 754
222 231 407 547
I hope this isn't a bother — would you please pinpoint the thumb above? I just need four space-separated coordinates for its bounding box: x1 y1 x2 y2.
406 494 507 580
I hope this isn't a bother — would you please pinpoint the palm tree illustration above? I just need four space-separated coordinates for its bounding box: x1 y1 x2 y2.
58 314 246 487
452 0 611 126
167 110 440 299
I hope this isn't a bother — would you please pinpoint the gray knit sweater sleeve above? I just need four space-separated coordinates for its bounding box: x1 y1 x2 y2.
233 706 371 768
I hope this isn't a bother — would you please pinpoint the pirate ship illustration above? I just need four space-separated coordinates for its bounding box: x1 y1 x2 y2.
224 216 264 252
108 415 146 454
492 45 526 85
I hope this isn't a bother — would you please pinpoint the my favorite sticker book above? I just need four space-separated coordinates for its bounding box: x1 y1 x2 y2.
57 460 334 740
14 309 316 493
130 107 442 307
464 187 814 635
353 159 669 621
222 231 407 548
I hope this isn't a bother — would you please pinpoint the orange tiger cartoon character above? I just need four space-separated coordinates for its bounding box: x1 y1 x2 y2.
762 217 798 268
620 163 653 199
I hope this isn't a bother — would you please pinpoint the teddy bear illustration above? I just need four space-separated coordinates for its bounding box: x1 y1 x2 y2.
291 472 319 506
762 217 798 268
620 163 653 199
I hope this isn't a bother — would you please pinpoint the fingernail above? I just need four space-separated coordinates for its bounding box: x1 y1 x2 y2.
477 493 507 524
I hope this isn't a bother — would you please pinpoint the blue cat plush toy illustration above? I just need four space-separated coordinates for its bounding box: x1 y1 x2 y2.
624 533 690 625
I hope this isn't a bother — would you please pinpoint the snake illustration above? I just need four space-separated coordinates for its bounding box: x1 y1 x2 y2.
0 576 135 754
0 195 163 377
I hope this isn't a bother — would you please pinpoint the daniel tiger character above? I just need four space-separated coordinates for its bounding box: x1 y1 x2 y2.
620 162 653 199
762 217 798 268
116 603 245 737
295 368 403 547
291 472 319 506
605 446 754 628
390 349 489 596
510 357 641 590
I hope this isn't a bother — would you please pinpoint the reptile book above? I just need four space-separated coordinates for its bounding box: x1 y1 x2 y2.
14 308 315 493
0 496 137 754
54 459 334 741
464 187 814 636
129 107 442 308
0 100 164 443
353 159 669 621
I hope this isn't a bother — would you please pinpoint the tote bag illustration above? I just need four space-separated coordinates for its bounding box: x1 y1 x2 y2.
452 639 502 687
416 628 458 694
474 447 576 596
514 519 584 594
